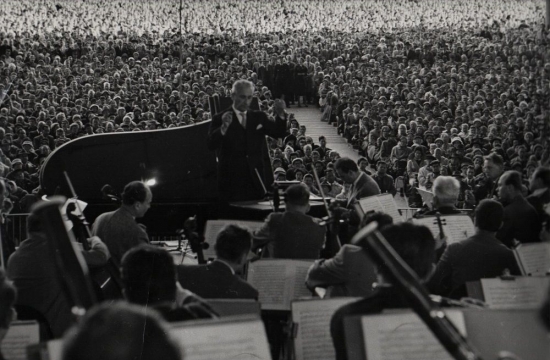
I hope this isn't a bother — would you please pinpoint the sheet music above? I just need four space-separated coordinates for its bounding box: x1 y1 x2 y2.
514 243 550 276
203 220 263 258
412 215 474 245
376 194 404 222
359 194 403 223
171 318 272 360
361 310 466 360
416 188 434 209
1 321 39 360
292 298 360 360
247 260 313 310
481 277 550 309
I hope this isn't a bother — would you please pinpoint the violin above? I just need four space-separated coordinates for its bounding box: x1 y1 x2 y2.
311 166 342 258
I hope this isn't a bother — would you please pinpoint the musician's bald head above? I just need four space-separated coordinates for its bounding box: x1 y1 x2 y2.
121 181 152 218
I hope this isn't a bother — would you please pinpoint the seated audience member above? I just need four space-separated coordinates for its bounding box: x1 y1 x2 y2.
0 270 16 360
62 302 181 360
177 225 259 299
7 204 109 338
306 212 393 298
121 245 217 322
253 184 325 259
330 222 436 360
371 161 396 196
496 171 541 247
428 199 521 298
92 181 152 264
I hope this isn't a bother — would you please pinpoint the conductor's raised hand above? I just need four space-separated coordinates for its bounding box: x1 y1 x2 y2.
273 99 286 119
220 111 233 135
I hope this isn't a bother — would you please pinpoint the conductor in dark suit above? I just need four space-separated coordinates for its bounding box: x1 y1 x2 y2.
208 80 287 202
177 224 258 300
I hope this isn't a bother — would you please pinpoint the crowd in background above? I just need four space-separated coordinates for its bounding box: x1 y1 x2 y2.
0 0 549 359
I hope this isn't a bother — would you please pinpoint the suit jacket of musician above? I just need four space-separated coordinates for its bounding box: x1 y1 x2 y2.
177 260 259 300
306 244 377 298
92 206 149 264
253 210 326 259
347 172 381 207
428 232 521 297
208 107 287 202
496 195 541 248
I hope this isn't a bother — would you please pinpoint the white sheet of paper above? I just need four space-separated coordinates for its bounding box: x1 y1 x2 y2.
514 243 550 276
292 298 360 360
247 259 313 310
362 310 466 360
481 277 550 309
1 321 39 360
412 215 474 245
359 194 403 223
171 318 271 360
416 188 434 209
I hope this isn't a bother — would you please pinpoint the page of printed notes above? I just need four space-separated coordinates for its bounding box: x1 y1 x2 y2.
361 310 466 360
481 277 550 309
514 243 550 276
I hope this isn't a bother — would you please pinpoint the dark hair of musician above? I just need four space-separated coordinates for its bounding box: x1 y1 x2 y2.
334 157 358 174
379 223 435 280
501 170 523 191
474 199 504 232
214 224 252 263
121 245 176 305
284 184 310 207
121 181 149 205
0 269 16 329
62 302 181 360
360 211 393 231
26 202 44 235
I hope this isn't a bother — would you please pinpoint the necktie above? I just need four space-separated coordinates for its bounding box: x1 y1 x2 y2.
240 112 247 129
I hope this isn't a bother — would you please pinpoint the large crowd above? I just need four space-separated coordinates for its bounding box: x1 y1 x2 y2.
0 0 549 358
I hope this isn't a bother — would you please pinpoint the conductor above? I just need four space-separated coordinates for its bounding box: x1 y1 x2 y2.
208 80 287 202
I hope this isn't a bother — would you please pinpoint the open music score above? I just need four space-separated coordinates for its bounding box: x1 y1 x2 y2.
513 242 550 276
476 277 550 309
412 215 475 245
0 321 40 360
170 316 272 360
292 298 360 360
247 259 313 310
358 194 403 222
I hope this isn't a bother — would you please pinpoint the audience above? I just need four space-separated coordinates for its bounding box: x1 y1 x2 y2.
0 0 548 357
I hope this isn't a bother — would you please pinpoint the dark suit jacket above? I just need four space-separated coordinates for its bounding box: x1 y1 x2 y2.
306 244 377 298
428 232 521 297
208 107 287 201
347 172 380 207
496 196 541 248
253 210 326 259
177 260 258 300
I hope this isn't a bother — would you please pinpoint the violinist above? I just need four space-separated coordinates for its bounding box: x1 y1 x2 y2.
253 184 325 259
473 153 504 202
92 181 151 264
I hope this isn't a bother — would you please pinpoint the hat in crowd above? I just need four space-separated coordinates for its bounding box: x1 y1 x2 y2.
435 138 443 143
274 167 286 175
22 141 33 147
451 137 463 144
292 158 303 164
430 159 440 166
12 158 22 165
